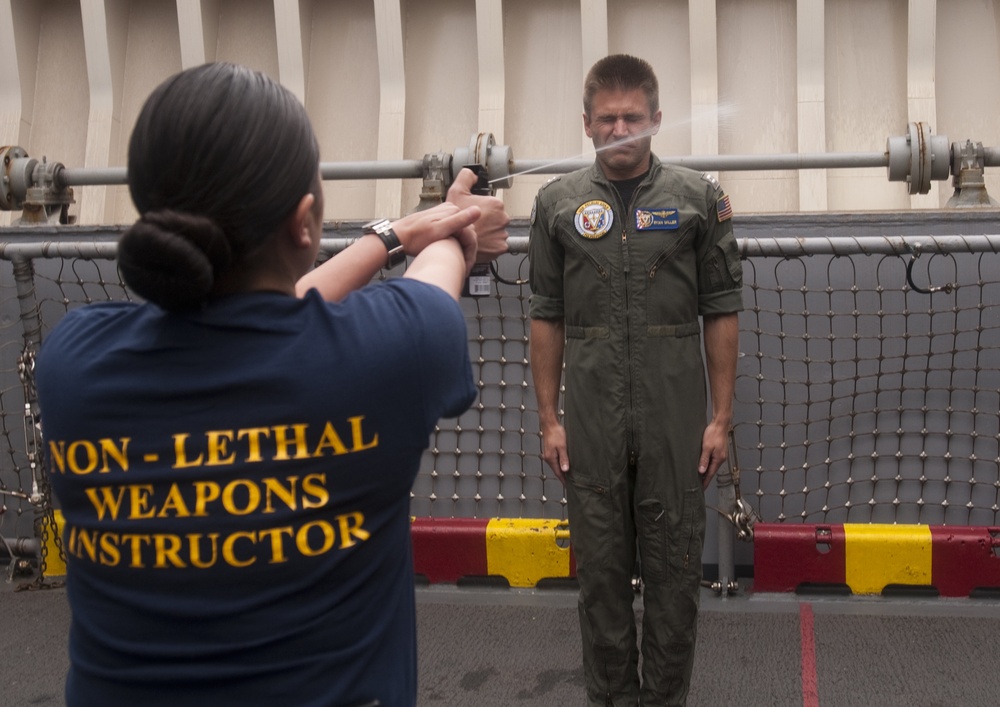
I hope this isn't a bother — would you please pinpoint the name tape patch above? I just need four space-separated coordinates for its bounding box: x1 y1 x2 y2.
636 208 679 231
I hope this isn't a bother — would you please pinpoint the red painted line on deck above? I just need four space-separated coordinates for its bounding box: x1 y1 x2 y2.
800 602 819 707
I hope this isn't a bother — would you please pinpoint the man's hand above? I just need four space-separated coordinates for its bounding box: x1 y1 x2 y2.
541 421 570 486
698 418 730 489
447 168 510 264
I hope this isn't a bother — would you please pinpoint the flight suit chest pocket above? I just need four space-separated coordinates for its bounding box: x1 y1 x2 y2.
559 228 613 327
642 227 699 325
560 226 613 280
643 223 694 278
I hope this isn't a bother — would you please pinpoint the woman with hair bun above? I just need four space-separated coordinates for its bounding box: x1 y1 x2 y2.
36 62 508 707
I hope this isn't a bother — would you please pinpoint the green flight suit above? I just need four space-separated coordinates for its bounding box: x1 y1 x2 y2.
528 156 743 706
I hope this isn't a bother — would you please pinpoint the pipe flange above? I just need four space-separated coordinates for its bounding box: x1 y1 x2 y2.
453 133 491 182
452 132 514 192
1 146 36 211
910 122 929 195
928 133 950 182
486 142 514 190
886 134 911 185
886 123 950 195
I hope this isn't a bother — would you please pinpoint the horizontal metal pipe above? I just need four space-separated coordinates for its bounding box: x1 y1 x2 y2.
317 234 1000 257
0 241 121 259
506 235 1000 257
5 235 1000 260
319 160 424 180
58 167 128 186
512 151 890 177
0 537 40 558
58 161 427 188
54 152 895 189
739 234 1000 257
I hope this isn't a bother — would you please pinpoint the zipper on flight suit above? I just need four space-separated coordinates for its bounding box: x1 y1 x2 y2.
612 182 643 465
565 236 610 280
648 235 687 280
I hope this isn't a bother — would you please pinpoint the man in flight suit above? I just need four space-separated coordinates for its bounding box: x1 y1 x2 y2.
528 54 743 706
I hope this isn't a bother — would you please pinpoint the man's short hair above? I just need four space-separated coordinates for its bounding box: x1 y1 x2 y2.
583 54 659 117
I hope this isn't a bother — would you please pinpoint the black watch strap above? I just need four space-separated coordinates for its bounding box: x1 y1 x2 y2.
363 218 405 268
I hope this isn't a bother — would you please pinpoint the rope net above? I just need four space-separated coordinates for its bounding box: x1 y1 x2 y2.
2 232 1000 574
740 247 1000 525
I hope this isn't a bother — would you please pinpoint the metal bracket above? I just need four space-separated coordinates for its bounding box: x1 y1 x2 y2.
1 146 75 224
945 139 999 208
414 151 453 212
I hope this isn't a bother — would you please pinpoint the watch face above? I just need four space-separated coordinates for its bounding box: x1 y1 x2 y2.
363 218 392 234
363 218 404 267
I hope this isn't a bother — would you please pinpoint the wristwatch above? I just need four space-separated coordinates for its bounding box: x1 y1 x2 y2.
363 218 406 268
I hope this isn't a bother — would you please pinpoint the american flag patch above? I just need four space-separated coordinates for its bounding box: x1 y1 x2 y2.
717 194 733 222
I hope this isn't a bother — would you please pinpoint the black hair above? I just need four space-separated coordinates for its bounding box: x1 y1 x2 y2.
118 62 320 311
583 54 659 118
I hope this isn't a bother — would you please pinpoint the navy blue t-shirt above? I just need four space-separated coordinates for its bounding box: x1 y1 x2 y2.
35 279 476 707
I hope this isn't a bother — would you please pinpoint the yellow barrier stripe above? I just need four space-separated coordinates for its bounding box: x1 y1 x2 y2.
42 509 67 576
843 523 932 595
485 518 571 587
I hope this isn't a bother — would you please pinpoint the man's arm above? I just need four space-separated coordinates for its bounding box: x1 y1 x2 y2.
699 311 739 488
529 318 569 484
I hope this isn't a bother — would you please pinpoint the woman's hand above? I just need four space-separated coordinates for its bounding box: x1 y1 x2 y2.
390 200 481 274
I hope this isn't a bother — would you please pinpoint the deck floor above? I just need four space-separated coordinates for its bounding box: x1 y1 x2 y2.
4 579 999 706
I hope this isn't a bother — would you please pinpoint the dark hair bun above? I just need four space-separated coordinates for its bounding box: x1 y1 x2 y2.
118 210 233 311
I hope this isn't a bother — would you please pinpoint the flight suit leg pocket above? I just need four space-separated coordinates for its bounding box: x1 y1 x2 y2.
637 489 705 590
567 477 616 573
670 487 706 592
636 499 668 584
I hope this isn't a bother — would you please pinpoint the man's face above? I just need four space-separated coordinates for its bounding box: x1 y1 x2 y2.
584 88 661 180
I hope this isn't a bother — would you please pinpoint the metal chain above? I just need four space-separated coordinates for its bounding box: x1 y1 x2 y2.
16 346 65 591
728 429 759 541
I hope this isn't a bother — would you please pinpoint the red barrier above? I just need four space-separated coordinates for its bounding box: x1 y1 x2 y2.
754 523 1000 596
930 526 1000 597
753 523 847 592
411 517 490 583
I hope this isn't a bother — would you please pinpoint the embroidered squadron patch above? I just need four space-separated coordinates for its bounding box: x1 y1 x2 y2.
717 194 733 222
574 200 614 239
636 208 679 231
